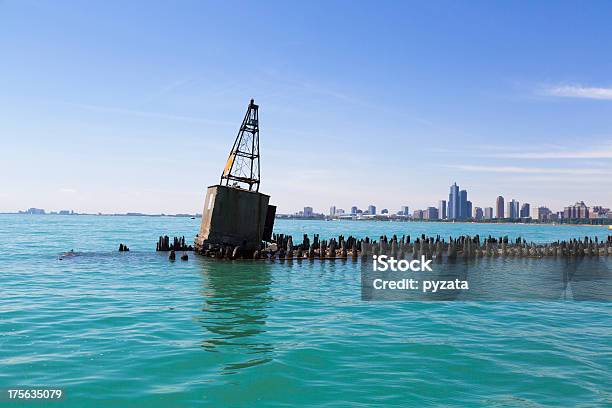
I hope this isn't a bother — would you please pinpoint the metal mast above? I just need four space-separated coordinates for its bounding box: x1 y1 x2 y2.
220 99 261 191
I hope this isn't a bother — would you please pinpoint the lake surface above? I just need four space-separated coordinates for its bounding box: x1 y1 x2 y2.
0 215 611 407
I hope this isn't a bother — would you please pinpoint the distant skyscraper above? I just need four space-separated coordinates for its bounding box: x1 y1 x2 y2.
438 200 447 220
520 203 530 218
537 206 552 220
466 200 472 219
563 201 589 219
496 196 505 219
590 206 610 219
423 207 439 220
459 190 468 220
484 207 493 220
329 206 336 216
512 200 520 219
507 199 520 219
413 209 423 219
400 206 410 216
304 207 313 217
351 206 358 214
448 183 460 220
474 207 483 220
368 205 376 215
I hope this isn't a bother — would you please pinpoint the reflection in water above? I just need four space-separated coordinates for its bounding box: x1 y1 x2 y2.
562 257 612 300
196 259 274 373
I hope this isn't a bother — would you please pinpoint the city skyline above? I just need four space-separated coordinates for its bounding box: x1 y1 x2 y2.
294 181 610 221
11 185 610 219
1 1 611 214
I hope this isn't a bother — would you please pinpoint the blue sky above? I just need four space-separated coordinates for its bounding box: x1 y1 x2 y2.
1 0 611 214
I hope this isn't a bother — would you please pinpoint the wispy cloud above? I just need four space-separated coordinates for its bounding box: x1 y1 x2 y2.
542 84 612 100
143 78 198 103
505 175 611 184
492 148 612 159
64 102 233 126
59 188 77 193
447 164 606 175
450 143 612 160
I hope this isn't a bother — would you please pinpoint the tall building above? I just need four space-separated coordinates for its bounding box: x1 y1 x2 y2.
466 200 472 220
438 200 447 220
413 209 423 220
400 206 410 216
459 190 468 220
563 201 589 219
537 206 551 220
303 207 313 217
520 203 530 218
474 207 483 220
484 207 493 220
329 206 336 216
496 196 505 219
590 206 610 219
507 199 520 219
423 207 439 220
368 205 376 215
512 201 519 219
448 183 460 220
351 206 358 214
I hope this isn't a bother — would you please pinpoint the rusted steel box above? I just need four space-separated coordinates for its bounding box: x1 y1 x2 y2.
195 185 272 252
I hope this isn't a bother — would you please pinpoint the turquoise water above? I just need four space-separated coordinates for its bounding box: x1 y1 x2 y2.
0 215 611 407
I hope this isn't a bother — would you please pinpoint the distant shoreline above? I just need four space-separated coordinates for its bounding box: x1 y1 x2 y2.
0 212 201 218
1 213 609 227
275 217 611 227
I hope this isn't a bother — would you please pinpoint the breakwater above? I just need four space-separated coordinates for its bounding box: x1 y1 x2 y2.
194 233 612 260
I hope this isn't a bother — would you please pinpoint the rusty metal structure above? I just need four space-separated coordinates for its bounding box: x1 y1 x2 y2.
195 99 275 255
220 99 260 192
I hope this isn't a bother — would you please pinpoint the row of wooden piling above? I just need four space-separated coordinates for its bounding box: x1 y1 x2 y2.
156 235 193 252
197 233 612 260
